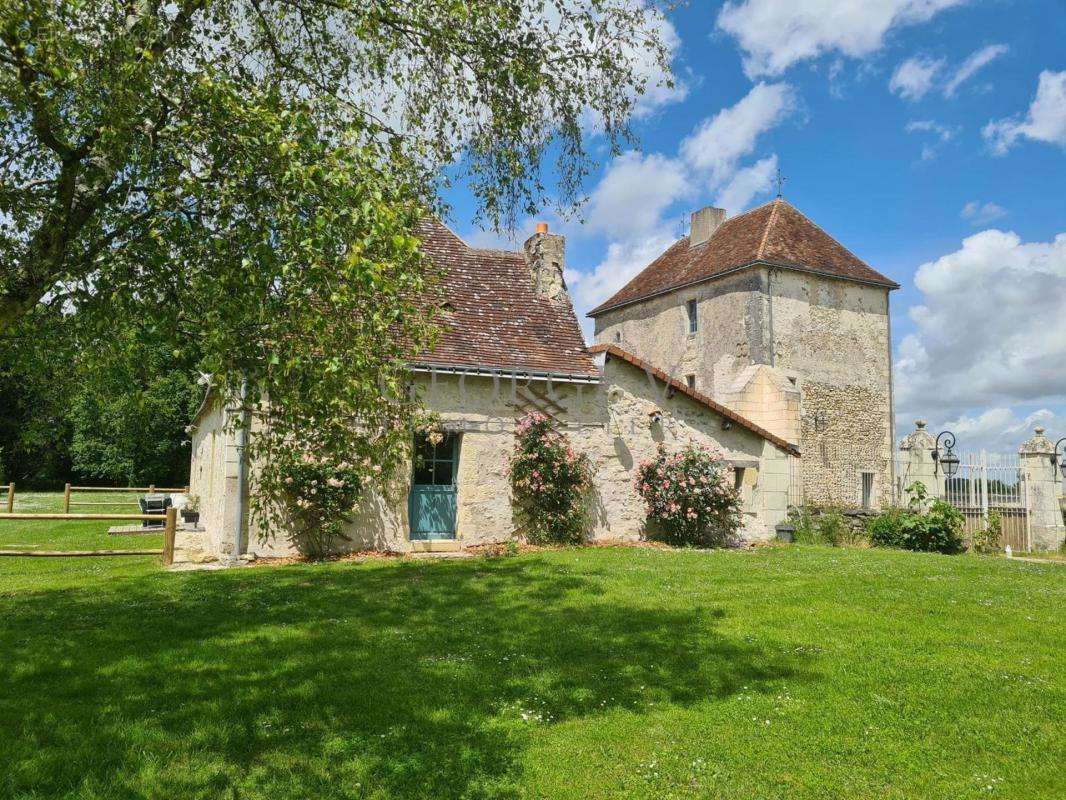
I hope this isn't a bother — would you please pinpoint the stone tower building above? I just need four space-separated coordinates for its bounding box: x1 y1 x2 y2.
589 198 899 507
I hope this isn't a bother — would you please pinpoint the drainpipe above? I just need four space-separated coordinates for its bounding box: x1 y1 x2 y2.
234 377 250 557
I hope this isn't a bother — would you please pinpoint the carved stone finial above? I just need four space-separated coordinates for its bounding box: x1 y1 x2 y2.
915 419 926 429
1020 427 1054 455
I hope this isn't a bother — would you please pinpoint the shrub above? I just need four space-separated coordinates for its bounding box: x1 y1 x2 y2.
509 412 595 545
635 443 742 547
867 507 907 548
278 454 365 558
867 484 965 555
971 511 1003 553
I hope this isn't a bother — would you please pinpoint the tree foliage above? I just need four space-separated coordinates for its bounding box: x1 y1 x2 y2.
0 0 673 545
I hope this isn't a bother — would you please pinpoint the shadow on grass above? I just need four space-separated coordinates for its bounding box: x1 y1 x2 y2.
0 556 813 799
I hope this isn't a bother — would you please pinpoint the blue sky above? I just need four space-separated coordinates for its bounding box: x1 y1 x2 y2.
446 0 1066 455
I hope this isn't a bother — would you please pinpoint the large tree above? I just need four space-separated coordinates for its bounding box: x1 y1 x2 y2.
0 0 673 545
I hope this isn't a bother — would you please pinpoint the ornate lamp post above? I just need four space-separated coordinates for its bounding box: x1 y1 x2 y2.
932 430 960 478
1051 437 1066 480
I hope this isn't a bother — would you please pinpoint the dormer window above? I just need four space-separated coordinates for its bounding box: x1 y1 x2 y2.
440 301 456 313
686 299 698 334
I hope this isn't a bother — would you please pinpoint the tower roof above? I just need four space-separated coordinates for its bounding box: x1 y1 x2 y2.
588 198 898 317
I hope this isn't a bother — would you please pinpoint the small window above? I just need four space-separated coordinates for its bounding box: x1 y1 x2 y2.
861 472 875 509
686 299 698 334
614 331 621 343
685 374 696 389
734 467 745 492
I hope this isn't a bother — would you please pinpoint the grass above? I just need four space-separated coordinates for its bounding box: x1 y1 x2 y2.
0 490 164 552
0 498 1063 799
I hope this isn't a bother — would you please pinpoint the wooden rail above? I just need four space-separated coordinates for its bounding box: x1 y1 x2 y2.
62 483 188 512
0 507 177 565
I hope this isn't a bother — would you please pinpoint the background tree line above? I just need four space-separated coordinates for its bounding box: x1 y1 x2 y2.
0 308 199 487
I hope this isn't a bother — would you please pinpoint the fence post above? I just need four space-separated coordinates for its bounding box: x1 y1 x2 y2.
5 483 13 514
897 420 939 502
980 451 989 525
1018 427 1065 552
63 483 71 513
162 506 177 567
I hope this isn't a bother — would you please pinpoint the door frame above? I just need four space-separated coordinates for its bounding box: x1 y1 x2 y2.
408 432 460 540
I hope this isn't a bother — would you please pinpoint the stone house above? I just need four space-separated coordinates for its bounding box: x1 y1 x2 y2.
589 199 899 510
186 219 799 560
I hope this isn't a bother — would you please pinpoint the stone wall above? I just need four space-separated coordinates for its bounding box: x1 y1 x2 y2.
593 269 764 398
189 360 794 559
592 266 894 509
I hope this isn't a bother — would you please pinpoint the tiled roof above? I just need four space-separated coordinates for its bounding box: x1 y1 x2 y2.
588 343 801 456
589 199 898 316
412 219 599 378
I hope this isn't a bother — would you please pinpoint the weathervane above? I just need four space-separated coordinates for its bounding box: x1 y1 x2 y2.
774 167 787 198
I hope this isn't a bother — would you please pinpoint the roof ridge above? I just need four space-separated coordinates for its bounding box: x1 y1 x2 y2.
756 197 781 260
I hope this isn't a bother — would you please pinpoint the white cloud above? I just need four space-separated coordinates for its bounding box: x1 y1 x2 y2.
570 85 795 321
905 120 957 140
895 229 1066 425
572 229 682 337
984 70 1066 153
959 200 1007 226
680 82 796 183
943 44 1008 97
889 55 944 101
584 152 692 239
930 407 1062 455
629 12 689 119
714 155 778 215
905 119 958 160
716 0 967 78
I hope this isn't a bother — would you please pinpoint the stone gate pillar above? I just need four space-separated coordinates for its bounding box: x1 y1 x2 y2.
898 420 940 503
1019 427 1065 551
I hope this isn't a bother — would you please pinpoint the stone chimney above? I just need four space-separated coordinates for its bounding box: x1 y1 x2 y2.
523 222 568 303
690 206 726 247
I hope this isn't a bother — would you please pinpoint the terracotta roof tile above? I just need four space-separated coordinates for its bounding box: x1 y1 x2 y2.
412 219 599 378
588 343 801 456
589 199 898 316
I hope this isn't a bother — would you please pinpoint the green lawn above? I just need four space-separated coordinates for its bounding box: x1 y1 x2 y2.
1 490 165 552
0 510 1063 799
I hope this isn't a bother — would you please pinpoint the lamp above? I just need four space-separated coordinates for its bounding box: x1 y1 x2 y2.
1051 437 1066 480
932 430 960 478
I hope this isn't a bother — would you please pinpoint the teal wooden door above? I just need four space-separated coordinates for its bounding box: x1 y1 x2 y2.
409 433 459 540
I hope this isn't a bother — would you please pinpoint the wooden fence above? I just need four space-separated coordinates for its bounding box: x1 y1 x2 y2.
0 506 177 565
62 483 188 512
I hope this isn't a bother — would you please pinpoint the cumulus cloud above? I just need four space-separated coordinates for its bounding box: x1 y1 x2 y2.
960 200 1007 226
944 43 1009 97
927 407 1063 455
895 229 1066 426
568 84 795 323
889 56 945 101
628 11 689 119
716 0 967 78
572 229 682 336
680 82 795 182
984 70 1066 153
714 155 779 215
584 152 691 239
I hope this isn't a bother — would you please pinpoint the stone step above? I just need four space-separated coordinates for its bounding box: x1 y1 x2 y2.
409 539 461 553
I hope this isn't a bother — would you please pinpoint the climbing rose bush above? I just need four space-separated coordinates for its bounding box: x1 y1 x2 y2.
635 443 742 547
509 412 595 545
276 451 368 558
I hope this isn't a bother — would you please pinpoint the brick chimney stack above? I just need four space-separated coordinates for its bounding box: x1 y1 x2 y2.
690 206 727 247
523 222 568 303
